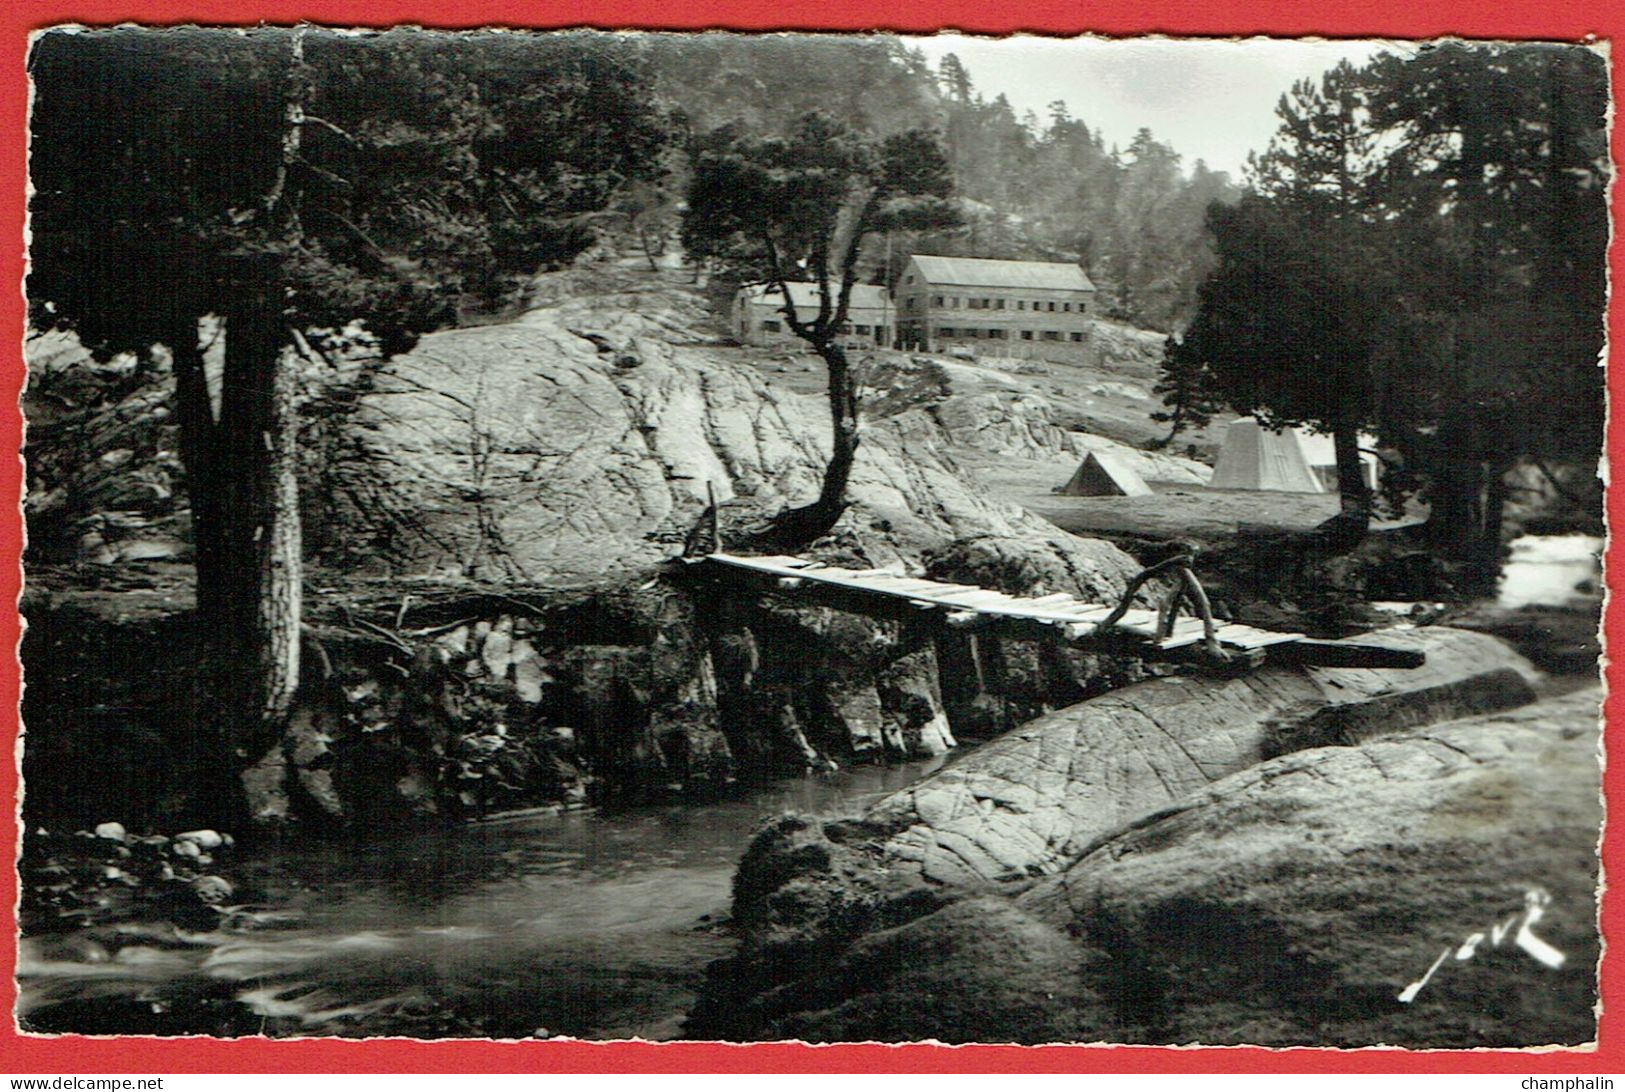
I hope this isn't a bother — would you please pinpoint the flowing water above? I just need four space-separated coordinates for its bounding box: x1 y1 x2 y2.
1497 534 1604 609
18 756 947 1041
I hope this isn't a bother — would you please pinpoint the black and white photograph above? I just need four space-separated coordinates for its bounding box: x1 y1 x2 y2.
15 27 1610 1048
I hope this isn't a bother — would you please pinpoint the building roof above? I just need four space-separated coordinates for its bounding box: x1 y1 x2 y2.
740 282 892 312
908 255 1096 292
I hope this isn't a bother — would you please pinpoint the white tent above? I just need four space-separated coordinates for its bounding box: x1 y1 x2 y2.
1208 418 1324 493
1294 430 1382 493
1056 450 1153 497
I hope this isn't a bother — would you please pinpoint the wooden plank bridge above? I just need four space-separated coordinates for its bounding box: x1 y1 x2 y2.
683 552 1425 671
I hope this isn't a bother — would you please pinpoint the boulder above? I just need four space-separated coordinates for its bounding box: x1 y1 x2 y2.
1016 686 1604 1048
701 686 1601 1048
851 627 1538 890
690 627 1550 1040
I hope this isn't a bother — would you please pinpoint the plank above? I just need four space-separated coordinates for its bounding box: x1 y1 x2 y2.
870 579 956 595
916 588 1014 606
1157 632 1211 651
868 579 981 596
1265 640 1427 669
692 554 1422 673
1023 593 1085 607
1214 625 1307 649
711 552 800 567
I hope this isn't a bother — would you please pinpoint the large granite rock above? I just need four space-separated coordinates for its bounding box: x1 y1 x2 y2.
327 271 1134 583
1014 687 1603 1048
690 628 1559 1042
700 685 1600 1047
865 354 1211 485
724 682 1599 1046
799 628 1536 892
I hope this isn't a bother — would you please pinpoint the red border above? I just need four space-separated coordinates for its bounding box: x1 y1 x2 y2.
1 0 1621 1074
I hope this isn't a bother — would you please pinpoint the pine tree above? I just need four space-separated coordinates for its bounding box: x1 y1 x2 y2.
1150 335 1225 448
28 28 669 819
681 114 961 544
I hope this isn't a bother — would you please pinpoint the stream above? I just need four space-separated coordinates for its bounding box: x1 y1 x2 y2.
18 756 946 1041
18 535 1602 1040
1497 533 1603 609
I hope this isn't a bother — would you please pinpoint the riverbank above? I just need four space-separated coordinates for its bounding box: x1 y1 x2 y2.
18 756 946 1040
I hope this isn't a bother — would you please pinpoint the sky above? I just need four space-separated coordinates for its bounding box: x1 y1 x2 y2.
906 35 1414 179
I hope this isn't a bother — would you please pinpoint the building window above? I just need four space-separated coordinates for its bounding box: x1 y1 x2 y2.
1069 332 1083 342
932 295 943 307
1043 330 1060 340
1047 301 1057 312
1020 330 1033 341
1063 302 1072 312
855 324 870 335
905 274 914 284
839 323 852 334
968 298 980 310
994 298 1004 309
1078 302 1087 314
762 320 781 332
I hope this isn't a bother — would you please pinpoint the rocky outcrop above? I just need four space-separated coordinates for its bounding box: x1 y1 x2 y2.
717 690 1601 1047
24 332 188 564
864 351 1211 486
1007 686 1602 1048
27 271 1149 584
689 627 1558 1042
326 274 1122 583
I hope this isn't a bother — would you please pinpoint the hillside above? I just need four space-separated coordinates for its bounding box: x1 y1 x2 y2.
26 262 1209 584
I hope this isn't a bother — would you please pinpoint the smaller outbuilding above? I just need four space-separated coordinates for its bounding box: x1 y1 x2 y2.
1056 450 1154 497
732 282 894 351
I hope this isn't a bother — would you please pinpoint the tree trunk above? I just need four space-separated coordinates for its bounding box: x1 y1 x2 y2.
170 331 227 619
1423 457 1513 594
1424 459 1481 557
1462 461 1513 596
1311 422 1372 553
1332 423 1372 533
817 341 860 514
770 339 860 546
171 280 303 822
218 287 303 782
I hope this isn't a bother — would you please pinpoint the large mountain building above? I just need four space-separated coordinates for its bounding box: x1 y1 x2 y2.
893 255 1097 356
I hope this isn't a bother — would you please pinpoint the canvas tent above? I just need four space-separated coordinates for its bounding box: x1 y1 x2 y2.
1056 450 1153 497
1294 429 1382 493
1208 418 1324 493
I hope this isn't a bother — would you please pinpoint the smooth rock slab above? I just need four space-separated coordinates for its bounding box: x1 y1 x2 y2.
1017 687 1603 1047
713 687 1601 1047
692 626 1548 1042
867 627 1538 888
